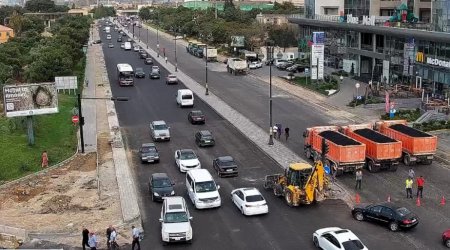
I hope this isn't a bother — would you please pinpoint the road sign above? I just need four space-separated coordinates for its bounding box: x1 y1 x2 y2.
355 83 360 89
72 115 79 124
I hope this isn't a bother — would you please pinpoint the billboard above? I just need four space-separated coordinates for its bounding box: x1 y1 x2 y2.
231 36 245 47
311 44 325 80
312 32 325 45
55 76 78 91
3 83 59 118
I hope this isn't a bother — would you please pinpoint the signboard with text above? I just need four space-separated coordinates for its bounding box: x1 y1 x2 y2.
230 36 245 47
3 83 59 118
311 44 324 80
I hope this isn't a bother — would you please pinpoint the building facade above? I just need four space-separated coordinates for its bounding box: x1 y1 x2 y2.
0 25 14 44
432 0 450 32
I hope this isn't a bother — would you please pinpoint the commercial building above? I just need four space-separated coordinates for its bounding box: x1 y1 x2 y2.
432 0 450 32
289 6 450 94
0 25 14 44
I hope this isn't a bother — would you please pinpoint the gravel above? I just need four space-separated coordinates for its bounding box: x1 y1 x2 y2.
319 130 361 146
354 128 397 143
390 124 432 138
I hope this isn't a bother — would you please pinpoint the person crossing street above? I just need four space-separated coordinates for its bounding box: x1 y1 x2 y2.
405 177 413 198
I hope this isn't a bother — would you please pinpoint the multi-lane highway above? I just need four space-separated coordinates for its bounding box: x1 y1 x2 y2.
100 23 447 249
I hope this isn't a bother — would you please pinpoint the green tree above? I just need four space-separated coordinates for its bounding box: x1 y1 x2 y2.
25 0 56 12
8 11 24 35
268 24 297 51
91 5 116 19
21 15 46 34
0 63 13 85
139 7 151 20
0 6 23 25
25 45 73 82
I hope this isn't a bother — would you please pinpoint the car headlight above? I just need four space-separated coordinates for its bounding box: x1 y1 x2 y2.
180 164 185 168
153 192 160 197
171 190 175 195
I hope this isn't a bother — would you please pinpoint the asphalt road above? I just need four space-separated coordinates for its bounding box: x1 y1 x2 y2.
95 23 448 250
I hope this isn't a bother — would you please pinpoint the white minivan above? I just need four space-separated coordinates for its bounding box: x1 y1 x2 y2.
176 89 194 107
186 169 221 209
124 41 132 50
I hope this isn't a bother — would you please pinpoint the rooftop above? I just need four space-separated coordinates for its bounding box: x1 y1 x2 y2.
0 25 13 32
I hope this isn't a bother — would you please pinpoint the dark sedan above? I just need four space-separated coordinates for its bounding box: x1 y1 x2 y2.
134 68 145 78
144 58 153 65
117 37 122 42
150 70 160 79
443 229 450 248
139 143 159 163
148 173 175 202
188 110 205 124
195 130 215 147
352 203 418 231
139 52 148 59
213 156 238 177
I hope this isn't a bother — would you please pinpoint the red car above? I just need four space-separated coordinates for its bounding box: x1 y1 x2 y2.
443 229 450 248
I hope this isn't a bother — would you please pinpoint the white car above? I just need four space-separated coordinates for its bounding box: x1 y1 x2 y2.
174 149 201 173
133 46 140 52
248 61 262 69
313 227 368 250
152 65 160 73
159 196 193 244
106 34 111 40
231 188 268 216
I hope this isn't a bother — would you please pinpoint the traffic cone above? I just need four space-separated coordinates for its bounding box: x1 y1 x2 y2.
416 197 421 207
441 196 446 206
387 195 391 202
355 193 361 204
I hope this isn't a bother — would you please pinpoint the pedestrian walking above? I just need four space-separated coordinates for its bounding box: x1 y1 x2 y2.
106 225 112 249
41 151 48 168
82 227 89 250
405 177 413 198
165 56 168 63
272 125 278 139
131 225 140 250
416 175 425 198
355 169 362 190
88 232 97 250
408 168 415 179
284 127 290 141
277 123 282 139
109 227 118 250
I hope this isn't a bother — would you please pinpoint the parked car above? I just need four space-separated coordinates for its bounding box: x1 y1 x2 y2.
166 74 178 84
144 58 153 65
231 188 268 216
174 149 201 173
274 59 288 67
134 68 145 78
276 61 294 70
159 197 193 244
213 156 238 177
149 173 174 201
188 110 205 124
150 120 170 141
195 130 215 147
139 143 159 163
352 202 419 231
93 39 102 44
106 34 111 40
117 37 122 42
150 69 160 79
120 42 125 49
140 52 148 59
313 227 368 250
108 43 114 48
443 229 450 248
286 64 306 73
248 61 262 69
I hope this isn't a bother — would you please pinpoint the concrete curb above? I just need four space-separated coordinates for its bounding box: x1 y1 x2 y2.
122 24 354 208
0 225 28 241
0 149 78 190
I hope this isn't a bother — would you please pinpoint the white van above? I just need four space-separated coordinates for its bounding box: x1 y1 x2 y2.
124 42 132 50
176 89 194 107
186 169 221 209
159 196 193 243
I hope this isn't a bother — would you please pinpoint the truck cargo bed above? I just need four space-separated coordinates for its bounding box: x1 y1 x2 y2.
390 124 431 137
319 131 361 146
354 128 397 143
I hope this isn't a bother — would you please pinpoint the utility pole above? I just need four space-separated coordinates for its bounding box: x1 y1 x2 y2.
77 93 85 154
205 44 209 95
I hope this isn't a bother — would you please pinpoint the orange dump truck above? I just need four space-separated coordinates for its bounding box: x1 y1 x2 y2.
303 126 366 176
342 124 402 172
375 120 437 166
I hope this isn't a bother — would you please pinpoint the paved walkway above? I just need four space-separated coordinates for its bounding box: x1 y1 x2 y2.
121 23 352 203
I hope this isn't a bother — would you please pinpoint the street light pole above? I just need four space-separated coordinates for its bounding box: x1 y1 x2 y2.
267 44 274 146
146 24 148 49
132 23 135 38
174 30 178 72
205 44 209 95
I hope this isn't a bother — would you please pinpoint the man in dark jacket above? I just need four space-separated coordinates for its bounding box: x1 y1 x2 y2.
106 225 113 249
82 227 89 250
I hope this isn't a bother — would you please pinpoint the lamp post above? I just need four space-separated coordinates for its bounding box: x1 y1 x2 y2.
77 95 129 153
156 12 160 57
173 27 179 72
146 22 149 49
132 23 135 38
205 44 209 95
138 23 141 42
267 41 274 146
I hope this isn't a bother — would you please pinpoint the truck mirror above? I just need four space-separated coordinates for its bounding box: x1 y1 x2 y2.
302 132 307 138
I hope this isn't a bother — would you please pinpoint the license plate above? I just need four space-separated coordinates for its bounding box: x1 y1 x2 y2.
204 140 210 143
174 237 181 241
427 156 433 159
147 159 154 162
161 137 165 140
227 169 233 172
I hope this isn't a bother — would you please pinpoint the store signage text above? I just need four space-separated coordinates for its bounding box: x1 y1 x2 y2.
427 57 450 68
345 14 375 26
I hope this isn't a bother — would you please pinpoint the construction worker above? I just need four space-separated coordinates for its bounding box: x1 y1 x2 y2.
355 169 362 190
405 177 413 199
416 175 425 198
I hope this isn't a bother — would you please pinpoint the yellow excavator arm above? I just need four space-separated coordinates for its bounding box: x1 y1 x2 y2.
304 160 326 203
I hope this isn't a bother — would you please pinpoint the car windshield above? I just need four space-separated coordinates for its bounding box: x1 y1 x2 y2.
169 76 176 79
164 212 188 223
153 178 171 188
219 160 235 166
342 240 365 250
180 151 197 160
202 135 213 139
146 58 152 61
191 111 203 116
246 194 264 202
396 207 411 216
154 124 168 130
141 147 156 153
152 66 159 70
136 68 143 73
195 181 217 193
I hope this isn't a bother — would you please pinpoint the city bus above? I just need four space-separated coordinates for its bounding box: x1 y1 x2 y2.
117 63 134 86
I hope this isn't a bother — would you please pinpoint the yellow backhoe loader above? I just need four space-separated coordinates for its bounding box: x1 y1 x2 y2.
263 161 329 206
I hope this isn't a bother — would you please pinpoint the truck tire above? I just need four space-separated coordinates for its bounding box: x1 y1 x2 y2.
367 161 380 173
284 189 294 207
273 184 282 197
403 154 412 166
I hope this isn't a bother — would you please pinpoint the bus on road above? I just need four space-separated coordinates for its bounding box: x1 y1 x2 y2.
117 63 134 86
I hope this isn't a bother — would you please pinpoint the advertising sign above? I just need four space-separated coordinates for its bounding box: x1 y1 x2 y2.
312 32 325 45
230 36 245 47
311 44 324 80
3 83 59 118
55 76 78 90
403 38 415 76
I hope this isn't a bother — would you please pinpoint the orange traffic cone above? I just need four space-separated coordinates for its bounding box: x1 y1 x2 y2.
355 193 361 204
387 195 391 202
416 197 421 207
441 196 446 206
